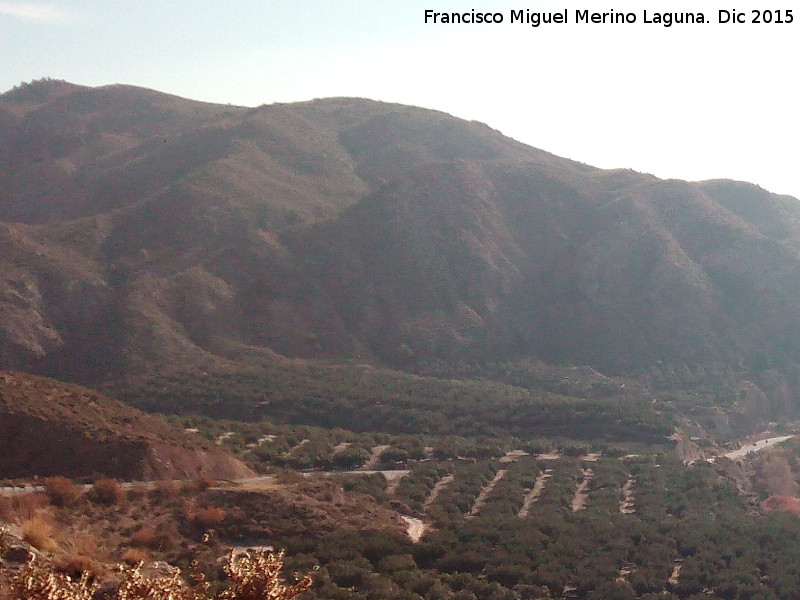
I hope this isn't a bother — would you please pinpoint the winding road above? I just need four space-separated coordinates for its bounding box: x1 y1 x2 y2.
709 435 794 462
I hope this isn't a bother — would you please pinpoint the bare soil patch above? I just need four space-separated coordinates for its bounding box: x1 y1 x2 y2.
518 470 552 517
467 470 507 518
571 468 594 512
423 474 454 510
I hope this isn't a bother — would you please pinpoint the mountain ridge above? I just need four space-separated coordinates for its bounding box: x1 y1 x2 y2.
1 79 799 392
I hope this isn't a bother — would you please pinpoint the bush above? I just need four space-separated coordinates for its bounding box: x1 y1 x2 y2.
21 515 55 551
192 506 227 527
326 557 372 588
121 547 150 565
89 478 125 505
9 561 96 600
55 552 97 579
0 496 13 522
130 526 160 549
376 553 417 573
129 524 177 551
43 476 82 507
190 474 216 493
332 447 370 470
149 479 178 502
273 469 305 485
0 493 49 522
562 443 592 457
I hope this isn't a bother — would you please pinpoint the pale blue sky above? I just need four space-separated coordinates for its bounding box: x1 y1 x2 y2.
2 0 798 198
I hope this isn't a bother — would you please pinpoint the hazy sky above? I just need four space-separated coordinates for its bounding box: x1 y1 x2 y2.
2 0 798 198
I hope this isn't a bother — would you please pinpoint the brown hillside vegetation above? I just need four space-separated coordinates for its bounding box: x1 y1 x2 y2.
2 80 800 387
0 469 408 600
0 371 252 480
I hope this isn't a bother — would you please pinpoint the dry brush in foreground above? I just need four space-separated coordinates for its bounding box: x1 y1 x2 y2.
3 544 313 600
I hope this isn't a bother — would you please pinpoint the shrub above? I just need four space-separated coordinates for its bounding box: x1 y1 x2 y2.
188 474 216 493
221 548 314 600
149 479 178 502
43 476 82 507
193 506 227 528
273 469 305 485
0 496 13 522
376 553 417 573
90 478 125 505
562 443 592 457
55 552 97 579
21 515 55 551
121 547 150 565
0 493 49 522
326 557 372 588
332 447 370 470
127 483 149 502
130 526 161 550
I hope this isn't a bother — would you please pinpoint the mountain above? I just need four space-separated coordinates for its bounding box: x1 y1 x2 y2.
2 79 800 388
0 370 253 480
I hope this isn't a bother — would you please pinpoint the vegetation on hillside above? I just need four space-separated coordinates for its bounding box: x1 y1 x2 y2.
118 365 671 443
7 451 800 599
0 372 252 480
7 80 800 600
3 81 800 394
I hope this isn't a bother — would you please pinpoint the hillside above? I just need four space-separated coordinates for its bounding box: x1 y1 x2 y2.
2 79 800 395
0 371 253 480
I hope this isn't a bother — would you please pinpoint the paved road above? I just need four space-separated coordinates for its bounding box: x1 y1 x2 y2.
0 484 45 494
708 435 794 462
721 435 793 459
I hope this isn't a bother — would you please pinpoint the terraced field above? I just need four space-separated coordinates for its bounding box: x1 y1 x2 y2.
363 451 794 599
9 420 800 600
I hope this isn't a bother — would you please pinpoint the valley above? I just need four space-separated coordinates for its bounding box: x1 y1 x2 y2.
3 79 800 599
5 432 800 600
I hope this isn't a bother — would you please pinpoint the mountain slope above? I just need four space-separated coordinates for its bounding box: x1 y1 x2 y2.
0 371 254 480
1 80 800 386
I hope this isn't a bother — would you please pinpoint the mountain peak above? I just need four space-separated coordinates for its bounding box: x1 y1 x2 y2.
1 77 84 104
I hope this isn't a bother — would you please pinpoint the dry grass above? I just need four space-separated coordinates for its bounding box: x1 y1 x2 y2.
0 493 49 523
0 496 12 523
21 515 56 551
